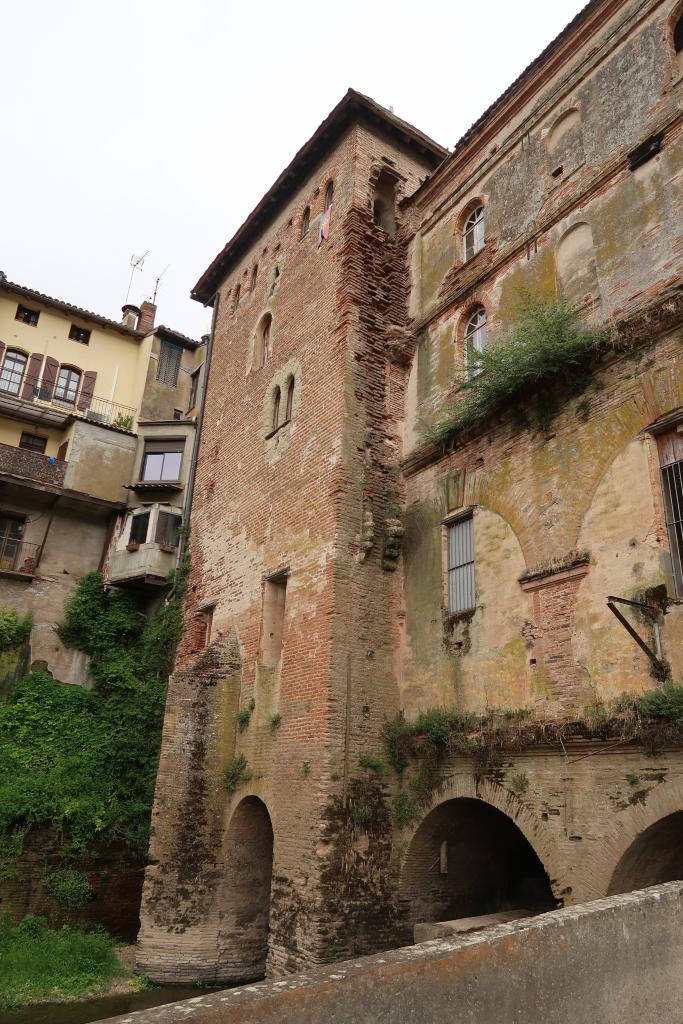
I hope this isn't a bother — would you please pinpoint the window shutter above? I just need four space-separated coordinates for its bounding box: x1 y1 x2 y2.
143 438 185 455
77 370 97 412
156 340 182 387
56 441 68 461
21 353 44 400
40 357 59 400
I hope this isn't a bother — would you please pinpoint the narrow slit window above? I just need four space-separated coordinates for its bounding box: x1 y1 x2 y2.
661 460 683 597
251 265 258 291
260 573 288 668
301 206 310 238
324 181 334 210
272 386 281 430
447 516 475 614
285 376 294 420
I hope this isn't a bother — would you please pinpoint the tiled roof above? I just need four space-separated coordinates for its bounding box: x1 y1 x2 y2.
0 273 143 338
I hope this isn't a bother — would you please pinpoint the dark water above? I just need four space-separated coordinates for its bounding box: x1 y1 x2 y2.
0 986 219 1024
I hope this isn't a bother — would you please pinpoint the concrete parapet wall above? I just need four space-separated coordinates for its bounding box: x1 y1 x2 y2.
103 882 683 1024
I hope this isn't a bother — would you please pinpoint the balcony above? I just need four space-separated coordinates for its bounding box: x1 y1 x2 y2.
0 537 40 576
0 375 136 432
0 442 66 487
107 542 177 587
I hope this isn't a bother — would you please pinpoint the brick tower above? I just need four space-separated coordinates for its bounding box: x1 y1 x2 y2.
137 91 446 982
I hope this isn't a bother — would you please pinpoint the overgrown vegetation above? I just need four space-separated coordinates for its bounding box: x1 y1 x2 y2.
0 913 126 1009
236 708 252 733
269 713 282 732
44 869 92 911
358 753 383 772
224 754 251 792
0 562 187 867
428 292 612 444
0 606 32 652
384 685 683 819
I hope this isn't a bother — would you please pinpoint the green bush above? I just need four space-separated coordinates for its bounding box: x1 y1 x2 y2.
358 753 382 772
224 754 251 792
0 566 187 860
236 708 251 733
636 683 683 724
350 803 374 829
0 607 32 651
430 292 610 443
392 792 419 827
269 713 282 732
45 869 92 910
0 913 124 1008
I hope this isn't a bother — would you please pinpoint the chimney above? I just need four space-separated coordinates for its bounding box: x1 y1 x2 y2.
138 300 157 334
121 303 140 329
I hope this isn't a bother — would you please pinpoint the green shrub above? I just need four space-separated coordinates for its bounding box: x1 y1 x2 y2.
350 803 374 829
236 709 251 733
429 292 610 444
0 913 124 1008
269 713 282 732
358 753 382 772
224 754 251 792
0 566 187 860
392 792 419 827
45 868 92 910
636 684 683 724
0 608 32 651
510 772 529 796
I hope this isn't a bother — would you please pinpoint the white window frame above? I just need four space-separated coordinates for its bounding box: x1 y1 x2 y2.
463 205 485 261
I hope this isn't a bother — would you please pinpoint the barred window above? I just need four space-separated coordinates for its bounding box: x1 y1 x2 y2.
447 515 475 614
157 339 182 387
661 459 683 596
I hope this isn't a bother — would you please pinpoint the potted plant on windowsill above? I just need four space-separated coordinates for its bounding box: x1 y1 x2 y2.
126 542 140 552
159 543 176 553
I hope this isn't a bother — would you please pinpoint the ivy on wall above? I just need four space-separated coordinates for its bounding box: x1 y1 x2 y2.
0 561 188 871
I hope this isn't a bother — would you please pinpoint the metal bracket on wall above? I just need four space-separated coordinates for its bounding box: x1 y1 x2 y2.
606 595 665 674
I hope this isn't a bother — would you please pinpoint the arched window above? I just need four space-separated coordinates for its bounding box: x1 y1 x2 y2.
255 313 272 370
272 386 281 430
285 375 295 420
546 108 584 181
675 12 683 70
324 180 334 211
463 205 485 261
464 307 488 377
301 207 310 238
233 284 241 311
0 350 27 396
251 265 258 291
55 365 81 404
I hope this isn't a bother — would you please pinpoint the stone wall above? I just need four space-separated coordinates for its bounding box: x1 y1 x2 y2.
101 883 683 1024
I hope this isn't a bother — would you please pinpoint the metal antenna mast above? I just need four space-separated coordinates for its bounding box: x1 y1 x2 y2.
125 251 149 304
152 264 170 304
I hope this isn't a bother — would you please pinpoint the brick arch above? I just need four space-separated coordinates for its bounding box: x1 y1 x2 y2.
571 776 683 900
465 472 537 567
397 773 567 902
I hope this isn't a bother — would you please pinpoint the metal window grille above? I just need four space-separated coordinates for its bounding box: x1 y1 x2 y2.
157 340 182 386
448 516 475 613
661 460 683 596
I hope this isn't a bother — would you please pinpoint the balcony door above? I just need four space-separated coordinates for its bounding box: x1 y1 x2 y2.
0 516 24 571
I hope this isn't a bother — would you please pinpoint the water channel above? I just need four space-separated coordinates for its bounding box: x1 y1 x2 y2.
0 985 219 1024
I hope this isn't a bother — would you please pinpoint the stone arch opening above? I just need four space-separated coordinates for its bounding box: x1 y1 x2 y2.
220 796 274 981
608 811 683 895
399 798 556 937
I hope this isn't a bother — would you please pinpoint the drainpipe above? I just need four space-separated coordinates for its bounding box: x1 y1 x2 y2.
179 292 220 565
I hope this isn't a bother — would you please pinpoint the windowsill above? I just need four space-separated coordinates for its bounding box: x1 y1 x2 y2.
265 418 291 440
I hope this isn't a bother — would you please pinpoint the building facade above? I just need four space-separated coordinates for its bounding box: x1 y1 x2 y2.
138 0 683 984
0 275 205 685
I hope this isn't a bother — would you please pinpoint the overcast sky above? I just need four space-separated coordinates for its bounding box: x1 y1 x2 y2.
2 0 585 339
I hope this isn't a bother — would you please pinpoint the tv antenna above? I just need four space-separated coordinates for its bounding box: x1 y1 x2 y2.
125 250 149 303
152 264 170 304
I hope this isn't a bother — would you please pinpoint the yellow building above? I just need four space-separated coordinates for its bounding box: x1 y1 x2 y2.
0 272 205 685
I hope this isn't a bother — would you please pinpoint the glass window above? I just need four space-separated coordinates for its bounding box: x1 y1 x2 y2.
155 510 181 547
447 516 475 614
0 351 27 396
464 307 488 378
15 304 39 327
463 205 485 261
69 324 91 344
54 366 81 404
129 512 150 544
19 432 47 453
141 444 184 482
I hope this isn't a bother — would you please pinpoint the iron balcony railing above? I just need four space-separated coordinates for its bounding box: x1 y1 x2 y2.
0 538 40 575
0 373 136 431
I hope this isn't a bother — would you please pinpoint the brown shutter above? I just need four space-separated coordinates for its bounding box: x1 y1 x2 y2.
56 440 68 461
0 341 5 366
41 357 59 400
21 353 44 400
77 370 97 412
